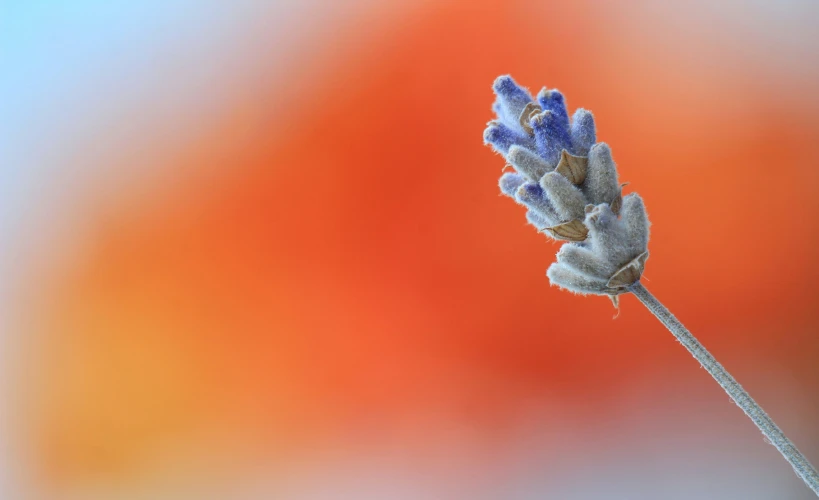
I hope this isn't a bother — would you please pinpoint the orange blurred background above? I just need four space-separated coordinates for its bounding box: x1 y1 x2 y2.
5 1 819 498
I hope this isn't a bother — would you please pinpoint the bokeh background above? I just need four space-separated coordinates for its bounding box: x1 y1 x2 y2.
3 1 819 498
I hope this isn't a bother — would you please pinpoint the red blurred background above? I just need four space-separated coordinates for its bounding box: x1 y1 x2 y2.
8 1 819 498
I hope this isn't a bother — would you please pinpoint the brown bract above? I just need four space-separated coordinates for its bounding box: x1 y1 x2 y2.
543 219 588 242
555 150 587 185
518 102 542 135
607 251 649 289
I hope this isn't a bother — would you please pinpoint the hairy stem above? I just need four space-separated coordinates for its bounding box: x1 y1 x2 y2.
629 281 819 496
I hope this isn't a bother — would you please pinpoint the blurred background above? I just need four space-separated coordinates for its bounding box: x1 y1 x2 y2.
3 1 819 498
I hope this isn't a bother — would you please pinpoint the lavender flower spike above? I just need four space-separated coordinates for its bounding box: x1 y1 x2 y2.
483 75 819 496
484 75 644 297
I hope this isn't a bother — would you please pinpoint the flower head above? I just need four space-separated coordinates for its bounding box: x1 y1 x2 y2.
484 75 650 300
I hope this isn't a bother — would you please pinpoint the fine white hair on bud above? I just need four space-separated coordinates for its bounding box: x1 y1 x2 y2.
583 143 620 206
515 183 561 230
508 145 552 181
540 172 586 222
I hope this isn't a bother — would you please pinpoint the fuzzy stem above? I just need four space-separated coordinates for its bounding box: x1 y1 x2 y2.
629 281 819 496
